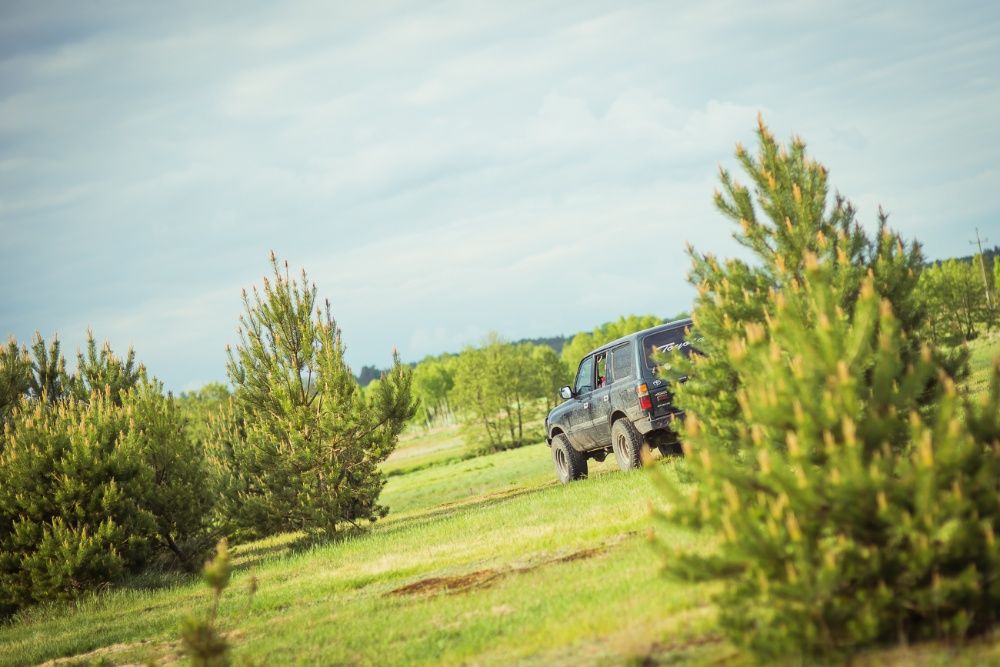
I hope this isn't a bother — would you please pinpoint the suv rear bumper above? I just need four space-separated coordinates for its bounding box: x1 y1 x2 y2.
635 411 685 435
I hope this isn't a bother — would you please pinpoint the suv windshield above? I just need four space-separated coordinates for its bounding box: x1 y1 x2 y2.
574 356 594 394
641 326 703 371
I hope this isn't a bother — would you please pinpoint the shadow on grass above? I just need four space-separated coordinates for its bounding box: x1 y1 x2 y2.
120 568 200 593
227 525 384 573
120 528 351 594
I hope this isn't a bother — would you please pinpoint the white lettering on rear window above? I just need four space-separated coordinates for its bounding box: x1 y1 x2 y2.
655 336 704 353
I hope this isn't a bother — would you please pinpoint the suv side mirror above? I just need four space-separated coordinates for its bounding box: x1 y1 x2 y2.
559 386 573 400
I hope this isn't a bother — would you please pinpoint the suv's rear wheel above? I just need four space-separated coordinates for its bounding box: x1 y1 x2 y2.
552 434 588 484
611 419 650 471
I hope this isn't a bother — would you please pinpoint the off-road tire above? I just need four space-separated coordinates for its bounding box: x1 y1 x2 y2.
552 434 588 484
611 419 650 471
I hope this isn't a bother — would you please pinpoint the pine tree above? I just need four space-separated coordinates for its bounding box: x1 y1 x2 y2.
656 263 1000 657
1 333 71 427
672 117 961 457
181 539 233 667
212 253 415 539
0 337 31 428
451 336 552 451
654 118 998 659
68 330 144 404
27 333 69 401
177 382 232 449
0 381 214 615
2 330 144 428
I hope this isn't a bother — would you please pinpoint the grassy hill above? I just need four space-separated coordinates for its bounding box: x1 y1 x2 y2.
1 336 999 666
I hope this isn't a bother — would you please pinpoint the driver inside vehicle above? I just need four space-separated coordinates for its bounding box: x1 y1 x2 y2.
595 352 607 388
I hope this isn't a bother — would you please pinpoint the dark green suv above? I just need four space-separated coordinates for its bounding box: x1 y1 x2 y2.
544 319 700 484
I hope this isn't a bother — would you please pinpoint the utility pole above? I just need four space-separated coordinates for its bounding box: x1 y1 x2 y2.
970 227 993 309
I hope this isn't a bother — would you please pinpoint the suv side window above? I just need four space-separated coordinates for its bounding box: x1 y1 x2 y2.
575 356 594 395
610 342 633 382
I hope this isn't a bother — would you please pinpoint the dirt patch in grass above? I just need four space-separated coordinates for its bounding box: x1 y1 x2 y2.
554 546 606 563
37 630 248 667
386 538 627 598
388 568 503 596
38 639 157 666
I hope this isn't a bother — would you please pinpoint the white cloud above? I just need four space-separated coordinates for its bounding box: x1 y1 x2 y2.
1 0 998 389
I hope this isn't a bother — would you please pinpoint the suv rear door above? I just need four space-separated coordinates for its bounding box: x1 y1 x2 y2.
587 342 635 447
587 348 613 447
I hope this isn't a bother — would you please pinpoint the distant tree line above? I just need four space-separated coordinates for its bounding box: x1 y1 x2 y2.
364 336 562 451
928 243 1000 268
917 250 999 343
354 335 573 388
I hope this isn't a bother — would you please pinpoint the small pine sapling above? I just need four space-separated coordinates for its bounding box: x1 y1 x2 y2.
181 539 233 667
210 253 415 539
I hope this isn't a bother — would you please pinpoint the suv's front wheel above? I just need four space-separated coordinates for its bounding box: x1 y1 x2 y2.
552 434 588 484
611 419 650 471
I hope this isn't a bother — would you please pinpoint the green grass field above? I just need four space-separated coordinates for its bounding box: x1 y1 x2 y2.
1 336 999 666
381 424 471 477
965 330 1000 398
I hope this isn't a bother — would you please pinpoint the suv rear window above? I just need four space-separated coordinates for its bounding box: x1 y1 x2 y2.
610 342 633 382
641 326 702 370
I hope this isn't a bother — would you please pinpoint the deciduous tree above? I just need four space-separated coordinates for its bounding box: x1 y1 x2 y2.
412 357 455 428
451 336 552 451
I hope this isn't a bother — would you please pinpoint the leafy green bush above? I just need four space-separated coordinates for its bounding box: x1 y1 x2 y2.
0 381 215 616
655 118 999 659
210 254 415 540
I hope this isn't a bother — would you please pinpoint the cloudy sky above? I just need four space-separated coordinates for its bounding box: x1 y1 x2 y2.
1 1 998 391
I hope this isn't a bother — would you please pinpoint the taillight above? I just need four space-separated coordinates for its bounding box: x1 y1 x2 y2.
637 383 652 411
